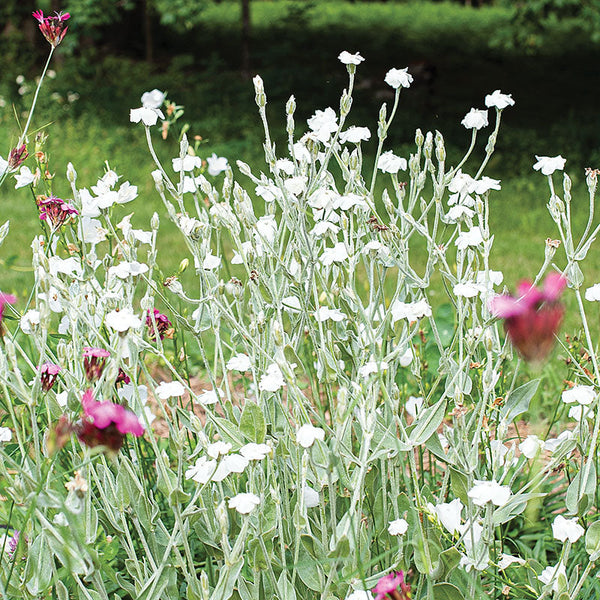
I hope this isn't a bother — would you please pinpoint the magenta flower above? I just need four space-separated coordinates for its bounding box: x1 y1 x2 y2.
32 10 70 47
77 389 144 452
82 347 110 382
0 293 16 322
372 571 412 600
489 272 567 362
8 145 28 170
146 308 172 340
37 195 78 230
115 367 131 387
39 362 61 392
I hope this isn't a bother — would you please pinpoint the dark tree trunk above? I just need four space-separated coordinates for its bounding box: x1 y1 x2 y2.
241 0 251 78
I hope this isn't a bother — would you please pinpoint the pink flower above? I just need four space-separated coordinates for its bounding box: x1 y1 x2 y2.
39 362 61 392
77 389 144 452
489 272 566 362
372 571 412 600
0 292 16 323
32 10 70 47
37 195 78 230
82 347 110 382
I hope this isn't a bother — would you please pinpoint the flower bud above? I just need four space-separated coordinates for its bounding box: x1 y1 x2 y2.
151 212 160 231
253 75 266 107
66 162 77 184
286 95 296 115
415 128 424 148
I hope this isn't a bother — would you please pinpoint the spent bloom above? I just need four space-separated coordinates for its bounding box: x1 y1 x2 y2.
77 389 144 452
37 195 78 230
372 571 411 600
32 10 70 47
8 145 28 170
82 347 110 382
489 272 567 362
39 362 61 392
146 308 172 340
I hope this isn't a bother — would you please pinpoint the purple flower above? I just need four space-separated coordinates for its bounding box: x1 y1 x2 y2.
115 367 131 387
82 347 110 382
39 362 61 392
37 195 78 230
372 571 412 600
146 308 172 340
489 272 566 362
77 389 144 452
32 10 70 47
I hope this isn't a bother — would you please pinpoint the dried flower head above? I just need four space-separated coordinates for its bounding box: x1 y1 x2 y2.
8 145 28 170
82 347 110 382
37 195 78 230
146 308 172 340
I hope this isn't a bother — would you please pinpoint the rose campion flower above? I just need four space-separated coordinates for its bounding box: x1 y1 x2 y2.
76 389 144 452
372 571 411 600
533 155 566 176
461 108 488 130
7 144 28 170
489 272 567 362
338 51 365 65
82 347 110 382
39 362 61 392
485 90 515 110
384 68 413 90
0 292 16 324
32 10 70 47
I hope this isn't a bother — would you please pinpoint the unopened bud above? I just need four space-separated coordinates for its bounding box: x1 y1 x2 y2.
151 212 160 230
253 75 266 107
66 162 77 183
415 128 424 148
286 95 296 115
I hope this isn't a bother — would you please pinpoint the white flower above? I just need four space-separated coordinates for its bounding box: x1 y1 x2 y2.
275 158 294 175
461 108 488 130
20 309 40 334
226 353 252 372
552 515 584 543
476 270 503 287
240 443 270 460
207 153 228 176
338 51 365 65
320 242 349 266
445 205 474 223
455 227 484 250
358 360 389 377
568 404 593 420
544 430 574 453
562 385 596 405
202 253 221 270
109 261 149 279
405 396 423 419
453 282 481 298
533 155 566 176
390 298 432 324
229 493 260 514
141 89 165 109
538 563 567 592
207 441 232 458
130 106 164 127
172 155 202 172
484 90 515 110
303 485 320 508
259 363 285 392
387 518 408 535
307 107 338 143
156 381 186 400
339 126 371 144
81 217 107 245
185 456 217 484
585 283 600 301
105 308 142 332
296 424 325 448
431 498 463 535
399 347 414 367
497 553 525 570
14 166 35 189
384 67 413 89
314 307 346 322
56 391 68 407
468 479 512 507
282 296 301 312
377 151 407 174
197 388 224 405
213 454 249 481
346 592 374 600
472 177 501 194
0 427 12 442
520 435 545 459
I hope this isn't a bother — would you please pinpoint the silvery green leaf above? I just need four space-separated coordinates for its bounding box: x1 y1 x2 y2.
24 534 52 596
501 379 539 424
574 234 596 261
585 521 600 560
492 493 546 526
209 557 244 600
431 583 465 600
409 397 447 446
566 460 596 514
0 221 9 247
240 401 266 444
